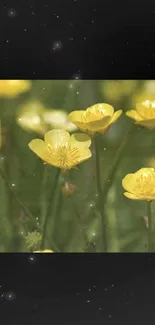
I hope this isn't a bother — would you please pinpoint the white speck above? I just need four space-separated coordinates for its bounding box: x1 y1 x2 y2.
88 288 91 292
76 92 79 95
69 37 74 41
42 87 46 91
6 40 9 43
5 291 16 301
24 28 27 32
52 41 62 51
20 231 24 235
104 148 106 151
7 8 17 18
11 183 16 187
93 285 96 288
69 83 73 89
99 307 102 310
84 37 87 40
37 222 40 226
56 15 59 18
87 300 90 303
111 284 114 287
92 20 94 23
32 11 36 15
105 288 107 291
108 314 112 318
92 232 96 236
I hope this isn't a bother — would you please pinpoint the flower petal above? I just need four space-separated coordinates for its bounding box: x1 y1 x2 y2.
136 100 155 119
123 192 144 200
28 139 47 160
44 129 70 147
123 192 155 201
86 103 114 120
70 133 91 149
122 173 137 194
76 148 92 165
110 110 122 124
87 116 112 132
68 110 86 123
126 110 143 121
135 119 155 129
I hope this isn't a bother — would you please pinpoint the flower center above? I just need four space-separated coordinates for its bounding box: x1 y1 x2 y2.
46 144 81 168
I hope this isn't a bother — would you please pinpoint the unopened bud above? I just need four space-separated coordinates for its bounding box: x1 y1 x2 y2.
62 181 78 197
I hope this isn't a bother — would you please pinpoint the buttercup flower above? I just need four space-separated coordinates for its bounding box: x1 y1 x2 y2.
126 100 155 129
122 168 155 201
0 80 31 97
43 109 77 132
68 103 122 135
17 100 47 135
28 129 92 171
33 249 54 253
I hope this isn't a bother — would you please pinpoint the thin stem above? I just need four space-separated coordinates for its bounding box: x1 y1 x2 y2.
94 136 108 252
70 197 89 252
146 201 153 252
100 124 135 199
0 168 35 222
40 168 60 249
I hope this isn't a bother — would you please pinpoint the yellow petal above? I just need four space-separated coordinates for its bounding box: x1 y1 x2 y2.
33 249 54 253
86 116 112 132
68 110 86 123
123 192 144 200
70 133 91 149
76 148 92 165
28 139 47 161
44 129 70 147
135 119 155 129
110 110 122 124
86 103 114 121
126 110 143 121
122 173 137 194
124 192 155 201
136 100 155 120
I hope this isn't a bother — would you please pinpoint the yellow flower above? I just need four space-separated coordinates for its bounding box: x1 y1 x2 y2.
122 168 155 201
0 80 31 97
43 109 77 132
33 249 54 253
28 129 92 171
17 100 47 135
126 100 155 129
68 103 122 135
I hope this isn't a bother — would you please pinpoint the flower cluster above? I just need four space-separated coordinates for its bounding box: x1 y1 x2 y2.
28 103 122 171
17 100 77 135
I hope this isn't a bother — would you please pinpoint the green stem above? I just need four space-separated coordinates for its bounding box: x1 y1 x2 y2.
70 197 89 252
146 201 153 252
40 168 60 249
0 168 35 222
100 123 136 199
94 136 108 252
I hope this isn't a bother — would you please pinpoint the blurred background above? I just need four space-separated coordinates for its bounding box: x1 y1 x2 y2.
0 79 155 252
